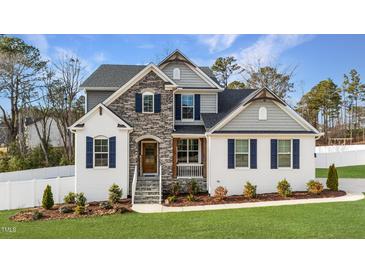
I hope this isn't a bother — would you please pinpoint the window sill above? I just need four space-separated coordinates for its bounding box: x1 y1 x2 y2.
93 166 109 170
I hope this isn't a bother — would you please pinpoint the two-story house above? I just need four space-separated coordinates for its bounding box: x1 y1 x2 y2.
70 50 320 203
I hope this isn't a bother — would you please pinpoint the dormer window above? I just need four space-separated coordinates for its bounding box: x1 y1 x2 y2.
259 106 267 120
173 68 180 80
142 91 154 113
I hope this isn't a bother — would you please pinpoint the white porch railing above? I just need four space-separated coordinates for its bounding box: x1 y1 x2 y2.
159 165 162 204
131 165 138 205
177 164 204 178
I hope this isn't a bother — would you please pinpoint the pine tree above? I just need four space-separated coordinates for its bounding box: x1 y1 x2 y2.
42 184 54 209
326 164 339 191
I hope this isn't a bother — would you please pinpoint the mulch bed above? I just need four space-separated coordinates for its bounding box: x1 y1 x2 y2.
165 190 346 207
9 199 132 222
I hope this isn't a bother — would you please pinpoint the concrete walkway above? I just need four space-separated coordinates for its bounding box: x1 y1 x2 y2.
132 192 364 213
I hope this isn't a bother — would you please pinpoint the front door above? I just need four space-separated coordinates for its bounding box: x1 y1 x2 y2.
142 142 157 174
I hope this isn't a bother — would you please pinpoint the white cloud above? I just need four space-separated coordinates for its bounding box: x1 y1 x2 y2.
93 52 106 63
198 34 239 53
237 34 314 67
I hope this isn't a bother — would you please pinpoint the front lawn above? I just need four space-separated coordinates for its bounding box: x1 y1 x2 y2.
1 197 365 238
316 165 365 178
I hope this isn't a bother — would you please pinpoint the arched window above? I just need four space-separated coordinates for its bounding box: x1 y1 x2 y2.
142 91 154 113
259 106 267 120
173 68 180 80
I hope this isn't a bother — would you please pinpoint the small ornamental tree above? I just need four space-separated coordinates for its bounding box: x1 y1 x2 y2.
326 164 339 191
109 184 122 204
42 185 54 209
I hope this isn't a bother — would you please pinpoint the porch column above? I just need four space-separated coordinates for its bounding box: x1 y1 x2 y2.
172 138 178 178
201 138 207 178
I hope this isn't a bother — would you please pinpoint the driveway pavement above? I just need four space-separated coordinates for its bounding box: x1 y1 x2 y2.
317 178 365 193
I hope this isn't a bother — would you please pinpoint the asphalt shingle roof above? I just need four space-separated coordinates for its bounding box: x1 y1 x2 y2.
81 64 219 89
174 125 206 134
201 89 256 129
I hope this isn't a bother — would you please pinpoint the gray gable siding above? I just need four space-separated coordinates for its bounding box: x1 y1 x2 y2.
86 90 115 111
221 100 307 131
162 62 211 88
201 93 217 113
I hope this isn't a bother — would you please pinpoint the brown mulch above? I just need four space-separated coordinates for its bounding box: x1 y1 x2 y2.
165 190 346 207
9 199 132 222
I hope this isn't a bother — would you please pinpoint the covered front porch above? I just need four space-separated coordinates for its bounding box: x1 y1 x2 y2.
172 137 207 179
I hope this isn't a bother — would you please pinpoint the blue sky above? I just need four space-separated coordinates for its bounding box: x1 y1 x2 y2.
2 34 365 110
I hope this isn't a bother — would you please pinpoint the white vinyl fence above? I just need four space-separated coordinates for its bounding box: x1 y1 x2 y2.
0 176 76 210
0 165 75 182
315 145 365 168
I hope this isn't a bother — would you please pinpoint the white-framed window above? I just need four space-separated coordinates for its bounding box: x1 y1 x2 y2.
181 94 194 120
173 68 181 80
142 91 154 113
235 139 249 168
94 137 108 167
278 139 291 168
259 106 267 120
177 139 199 163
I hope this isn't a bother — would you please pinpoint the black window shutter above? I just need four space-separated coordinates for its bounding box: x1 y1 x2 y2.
154 93 161 113
194 94 200 120
135 93 142 113
250 139 257 169
271 139 277 169
175 94 181 120
86 136 93 168
109 136 116 168
228 139 235 169
293 139 300 169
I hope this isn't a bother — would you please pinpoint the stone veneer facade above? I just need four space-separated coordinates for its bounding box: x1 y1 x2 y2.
108 71 174 194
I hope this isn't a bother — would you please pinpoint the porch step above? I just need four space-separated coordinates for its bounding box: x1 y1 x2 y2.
133 177 161 204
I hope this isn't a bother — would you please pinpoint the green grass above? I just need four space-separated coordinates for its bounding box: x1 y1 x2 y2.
316 165 365 178
2 198 365 238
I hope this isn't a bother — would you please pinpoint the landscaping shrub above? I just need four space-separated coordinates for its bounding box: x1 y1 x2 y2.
277 179 292 197
75 193 87 206
74 205 85 215
99 201 112 209
170 182 181 196
326 164 339 191
214 186 227 201
108 184 122 204
59 205 73 214
186 193 195 202
32 210 43 220
63 192 76 204
42 185 54 209
187 179 200 195
307 180 324 195
167 195 176 204
243 181 257 199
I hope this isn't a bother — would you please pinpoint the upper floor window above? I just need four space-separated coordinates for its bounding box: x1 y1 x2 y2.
278 140 291 168
182 94 194 120
235 139 249 168
142 91 154 113
173 68 181 80
94 137 108 167
259 106 267 120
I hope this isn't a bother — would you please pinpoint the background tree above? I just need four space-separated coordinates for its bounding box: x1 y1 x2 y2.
227 80 246 89
342 69 365 131
48 56 84 162
243 65 295 100
0 36 47 152
211 56 241 88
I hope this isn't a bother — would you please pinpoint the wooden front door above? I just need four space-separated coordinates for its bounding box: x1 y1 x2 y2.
142 142 158 174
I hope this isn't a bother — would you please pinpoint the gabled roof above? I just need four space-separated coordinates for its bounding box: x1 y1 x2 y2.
80 64 219 90
204 87 320 134
103 64 177 106
69 103 132 131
